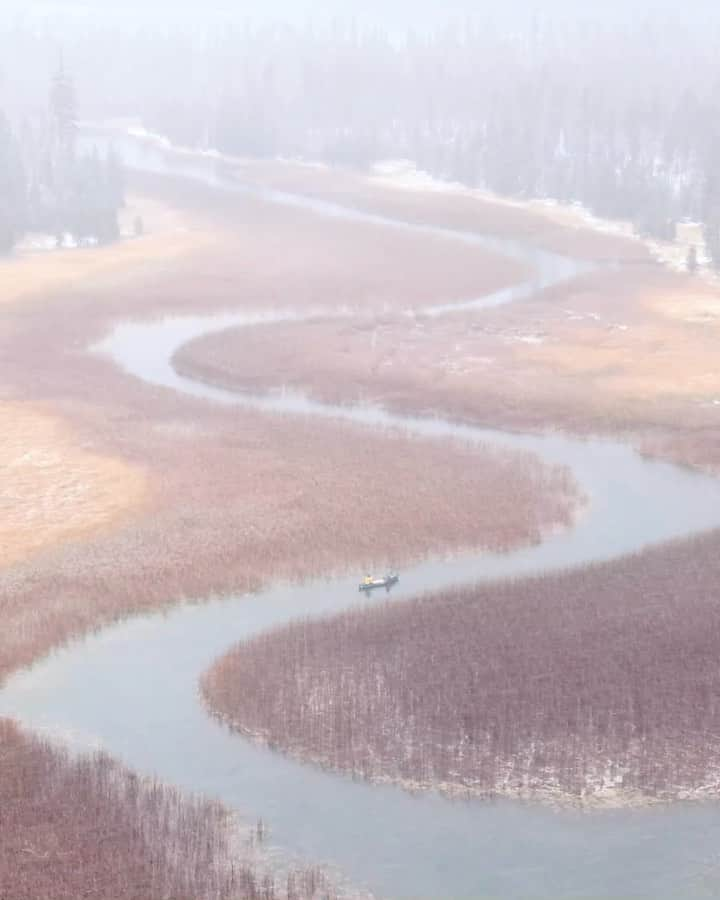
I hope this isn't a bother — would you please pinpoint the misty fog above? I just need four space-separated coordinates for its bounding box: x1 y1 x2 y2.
4 0 720 249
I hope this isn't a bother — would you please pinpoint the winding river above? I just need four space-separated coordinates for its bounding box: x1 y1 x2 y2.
4 134 720 898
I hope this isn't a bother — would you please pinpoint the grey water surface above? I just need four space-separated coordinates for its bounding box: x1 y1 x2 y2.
4 133 720 899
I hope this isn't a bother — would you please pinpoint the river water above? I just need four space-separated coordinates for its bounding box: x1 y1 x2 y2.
4 132 720 898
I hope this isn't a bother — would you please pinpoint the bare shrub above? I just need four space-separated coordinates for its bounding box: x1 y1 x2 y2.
0 720 340 900
204 530 720 805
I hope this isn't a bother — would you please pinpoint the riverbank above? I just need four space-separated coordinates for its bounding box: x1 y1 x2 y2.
202 529 720 810
175 260 720 473
0 719 343 900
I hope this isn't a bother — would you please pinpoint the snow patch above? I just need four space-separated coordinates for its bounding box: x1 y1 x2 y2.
369 159 466 194
15 232 100 253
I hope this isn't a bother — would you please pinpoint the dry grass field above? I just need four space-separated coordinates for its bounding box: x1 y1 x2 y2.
176 261 720 471
0 402 147 568
227 159 653 262
0 194 208 306
117 171 532 317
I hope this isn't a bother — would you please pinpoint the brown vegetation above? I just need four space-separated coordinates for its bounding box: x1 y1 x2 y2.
123 170 531 315
229 158 653 262
176 261 720 471
0 720 339 900
203 530 720 807
0 402 147 568
0 410 580 685
0 193 205 306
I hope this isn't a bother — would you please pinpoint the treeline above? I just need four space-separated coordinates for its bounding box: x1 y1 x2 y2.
0 66 124 254
3 15 720 255
203 531 720 804
124 18 720 256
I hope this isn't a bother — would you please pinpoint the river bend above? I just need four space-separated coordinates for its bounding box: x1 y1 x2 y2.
4 135 720 898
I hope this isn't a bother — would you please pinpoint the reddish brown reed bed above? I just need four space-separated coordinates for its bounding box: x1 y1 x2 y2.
176 261 720 468
0 720 338 900
124 170 530 316
203 530 720 807
0 410 580 685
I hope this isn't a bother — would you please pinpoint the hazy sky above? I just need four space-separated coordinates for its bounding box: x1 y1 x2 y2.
6 0 717 28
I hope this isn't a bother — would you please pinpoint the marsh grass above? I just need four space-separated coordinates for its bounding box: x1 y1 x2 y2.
0 720 343 900
203 531 720 805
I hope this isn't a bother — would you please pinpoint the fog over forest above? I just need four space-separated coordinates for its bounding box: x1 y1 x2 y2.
3 1 720 256
6 0 719 20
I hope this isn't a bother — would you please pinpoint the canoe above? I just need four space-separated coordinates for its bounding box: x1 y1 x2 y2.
358 574 399 592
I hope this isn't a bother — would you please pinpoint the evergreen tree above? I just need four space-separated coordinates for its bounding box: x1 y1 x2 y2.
702 160 720 271
0 113 26 253
105 148 125 210
0 66 124 252
50 57 77 161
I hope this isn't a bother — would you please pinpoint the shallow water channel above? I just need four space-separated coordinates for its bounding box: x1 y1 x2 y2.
5 135 720 898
